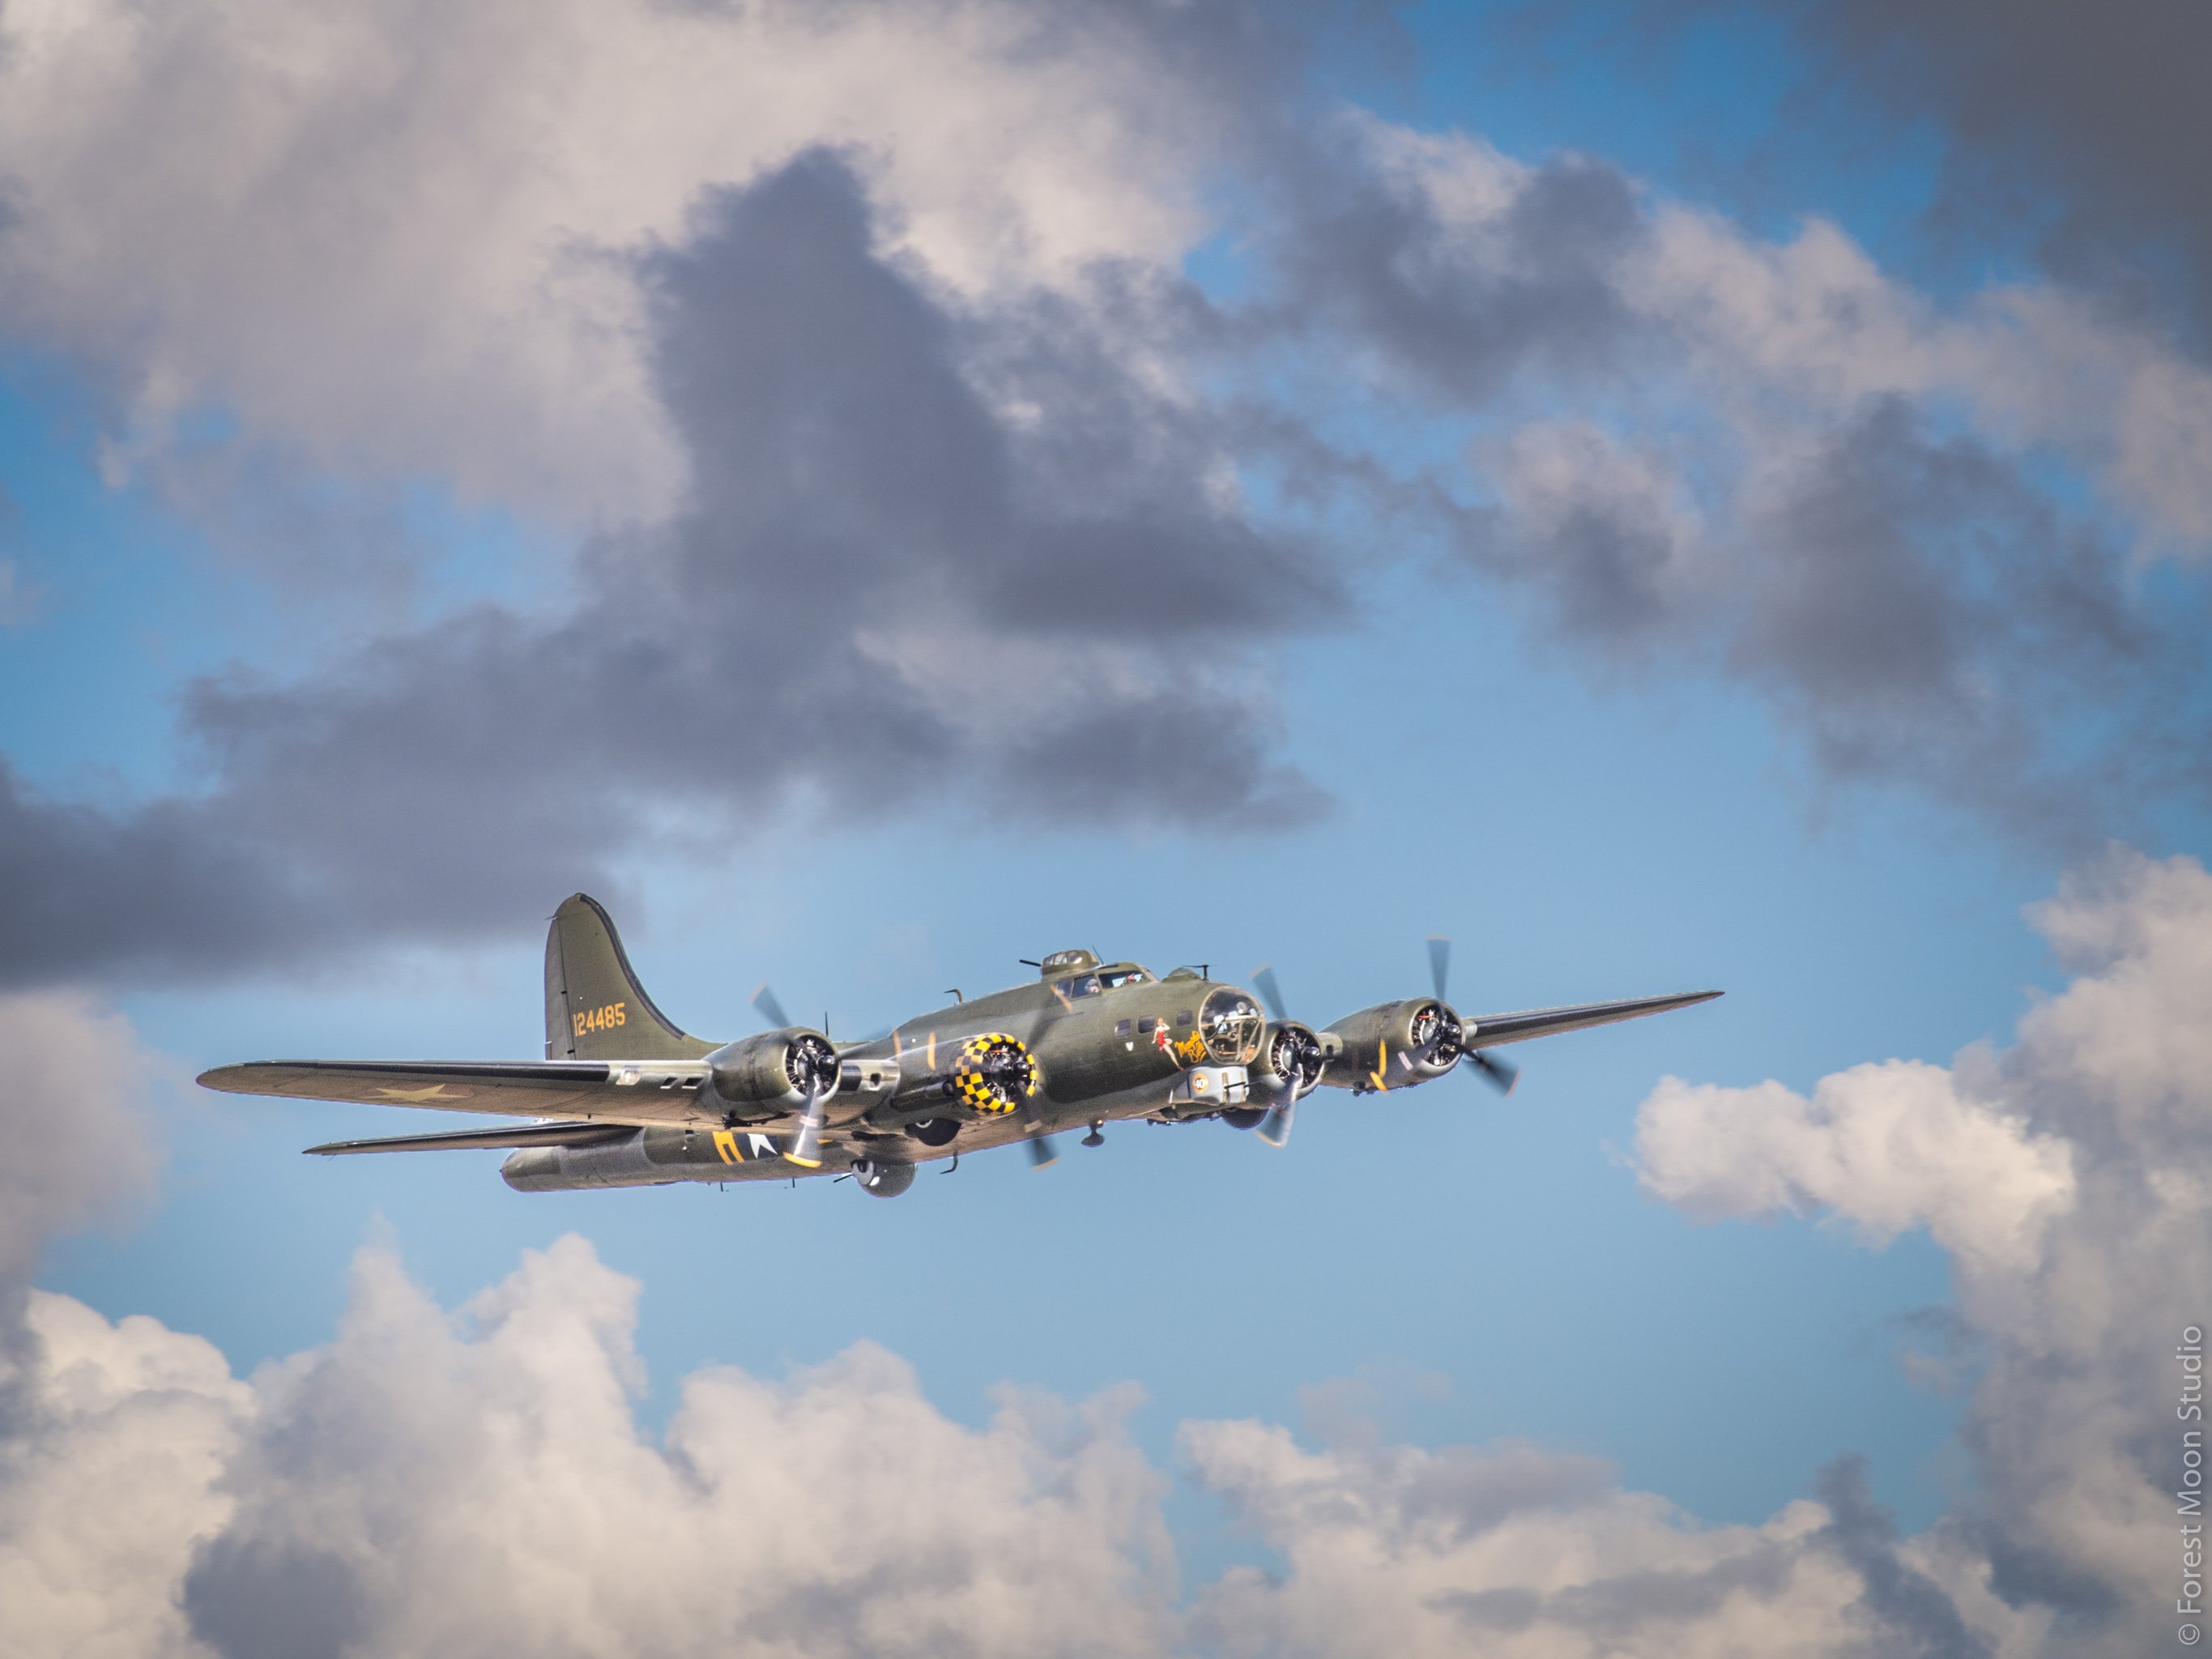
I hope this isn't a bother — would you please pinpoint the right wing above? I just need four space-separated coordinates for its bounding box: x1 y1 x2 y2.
1459 989 1722 1047
198 1057 723 1128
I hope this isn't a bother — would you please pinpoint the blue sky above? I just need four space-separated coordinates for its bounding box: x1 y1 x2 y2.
3 3 2207 1654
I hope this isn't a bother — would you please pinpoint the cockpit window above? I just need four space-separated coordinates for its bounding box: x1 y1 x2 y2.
1098 967 1149 990
1058 975 1102 1000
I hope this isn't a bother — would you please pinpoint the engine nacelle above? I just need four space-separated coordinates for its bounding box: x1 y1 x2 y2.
704 1028 838 1118
1322 999 1464 1092
1247 1020 1327 1099
944 1032 1042 1117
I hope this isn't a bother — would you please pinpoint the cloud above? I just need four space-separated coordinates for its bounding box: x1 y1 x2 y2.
2 853 2204 1654
2 1 2210 996
0 990 163 1287
2 1236 1177 1659
1634 1060 2077 1273
1279 117 2212 839
1745 0 2212 332
1634 847 2212 1643
0 0 1284 534
0 151 1337 987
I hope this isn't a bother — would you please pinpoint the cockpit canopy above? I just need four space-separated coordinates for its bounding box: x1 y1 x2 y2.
1055 962 1152 1000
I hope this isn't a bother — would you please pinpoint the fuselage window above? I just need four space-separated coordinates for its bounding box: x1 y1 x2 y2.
1175 1010 1193 1027
1116 1019 1132 1035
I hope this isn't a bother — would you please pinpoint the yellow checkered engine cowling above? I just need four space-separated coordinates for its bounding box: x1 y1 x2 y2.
949 1033 1041 1115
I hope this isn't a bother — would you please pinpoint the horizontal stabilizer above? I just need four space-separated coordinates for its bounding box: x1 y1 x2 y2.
1461 989 1722 1047
305 1121 634 1156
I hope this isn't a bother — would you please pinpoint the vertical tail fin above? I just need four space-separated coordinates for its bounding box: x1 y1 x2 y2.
543 894 715 1062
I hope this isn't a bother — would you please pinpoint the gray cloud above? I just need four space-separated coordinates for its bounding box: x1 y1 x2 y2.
1271 143 1649 405
1636 847 2212 1648
1771 0 2212 333
4 0 2212 996
1813 1456 1992 1659
1255 117 2212 844
4 855 2206 1653
0 151 1339 987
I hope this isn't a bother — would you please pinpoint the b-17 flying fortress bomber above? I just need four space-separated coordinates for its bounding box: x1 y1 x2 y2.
200 895 1721 1198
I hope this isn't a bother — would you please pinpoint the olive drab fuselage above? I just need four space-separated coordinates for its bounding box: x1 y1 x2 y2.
822 956 1267 1136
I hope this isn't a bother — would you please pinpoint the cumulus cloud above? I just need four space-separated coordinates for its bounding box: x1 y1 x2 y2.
0 0 1272 532
1671 0 2212 334
2 852 2201 1655
0 151 1338 987
1635 1061 2077 1273
0 991 163 1287
1633 847 2212 1644
0 1236 1179 1659
1287 117 2212 838
1 0 2208 994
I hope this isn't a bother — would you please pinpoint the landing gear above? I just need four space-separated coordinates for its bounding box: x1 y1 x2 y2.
1081 1121 1105 1147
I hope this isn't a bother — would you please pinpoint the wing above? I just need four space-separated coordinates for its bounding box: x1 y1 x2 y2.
197 1058 720 1128
304 1121 636 1156
1460 988 1722 1047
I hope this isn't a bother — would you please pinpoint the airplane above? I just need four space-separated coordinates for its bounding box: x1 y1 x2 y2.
198 894 1721 1199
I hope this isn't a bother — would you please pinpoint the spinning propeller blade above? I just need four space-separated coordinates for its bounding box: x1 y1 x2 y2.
751 982 793 1030
1249 962 1311 1148
1427 936 1451 1002
1465 1049 1519 1094
1026 1131 1059 1168
1252 964 1289 1024
785 1097 826 1168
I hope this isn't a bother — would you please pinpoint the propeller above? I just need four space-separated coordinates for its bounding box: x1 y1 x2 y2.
1253 964 1289 1023
751 986 832 1166
786 1090 828 1167
1427 935 1518 1095
751 982 792 1030
1025 1128 1060 1168
1248 962 1308 1148
1465 1049 1519 1094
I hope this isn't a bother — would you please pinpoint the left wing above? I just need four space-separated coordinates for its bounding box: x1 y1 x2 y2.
304 1120 636 1156
197 1058 721 1128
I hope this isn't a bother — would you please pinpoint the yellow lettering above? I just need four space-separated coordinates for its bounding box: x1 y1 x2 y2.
713 1129 739 1164
615 1001 626 1026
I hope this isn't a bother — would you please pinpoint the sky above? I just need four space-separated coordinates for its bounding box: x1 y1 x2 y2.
2 2 2209 1655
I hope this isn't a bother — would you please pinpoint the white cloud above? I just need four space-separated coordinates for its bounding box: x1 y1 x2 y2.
1634 1061 2077 1273
2 868 2201 1654
1632 847 2212 1647
0 1236 1178 1659
0 0 1223 529
0 991 164 1282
